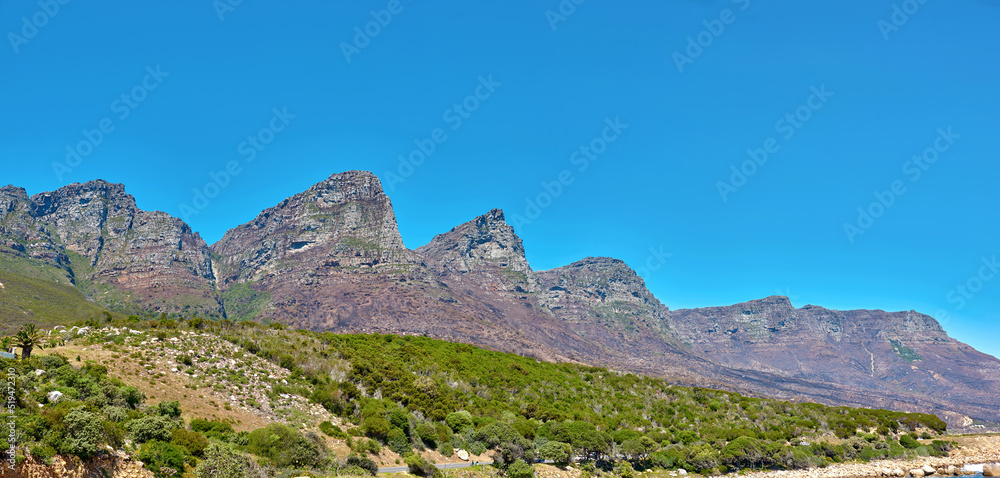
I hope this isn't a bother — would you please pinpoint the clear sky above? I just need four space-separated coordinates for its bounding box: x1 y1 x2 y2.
2 1 998 359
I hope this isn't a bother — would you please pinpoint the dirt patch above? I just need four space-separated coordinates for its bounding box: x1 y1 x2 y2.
51 343 271 432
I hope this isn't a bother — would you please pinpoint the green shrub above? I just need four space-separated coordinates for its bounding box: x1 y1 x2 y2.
404 452 440 477
246 423 322 468
363 416 390 440
387 427 411 455
613 460 634 478
538 441 570 463
345 454 378 476
509 459 536 478
171 428 209 458
320 421 349 438
155 400 181 418
61 408 104 459
138 440 186 478
899 434 919 449
196 444 263 478
191 418 234 439
445 411 474 432
128 415 177 443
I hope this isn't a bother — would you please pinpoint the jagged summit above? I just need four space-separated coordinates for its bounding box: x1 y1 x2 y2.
210 170 410 287
415 208 535 294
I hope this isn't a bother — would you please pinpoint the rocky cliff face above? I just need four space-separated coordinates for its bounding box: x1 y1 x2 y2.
211 171 414 288
416 208 536 296
0 181 219 316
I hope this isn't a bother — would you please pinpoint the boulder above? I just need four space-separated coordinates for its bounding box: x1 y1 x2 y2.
910 469 925 478
983 464 1000 477
922 465 936 475
46 391 63 403
946 466 958 475
894 469 906 477
678 469 688 476
456 449 470 461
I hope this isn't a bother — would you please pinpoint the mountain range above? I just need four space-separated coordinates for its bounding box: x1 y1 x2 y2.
2 171 998 427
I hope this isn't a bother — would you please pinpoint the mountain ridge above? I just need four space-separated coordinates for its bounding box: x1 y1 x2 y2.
2 172 998 428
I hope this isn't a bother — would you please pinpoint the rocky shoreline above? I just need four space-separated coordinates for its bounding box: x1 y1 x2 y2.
738 435 1000 478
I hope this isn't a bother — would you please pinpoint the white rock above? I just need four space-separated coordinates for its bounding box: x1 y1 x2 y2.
34 369 46 376
922 465 936 475
910 469 925 478
456 450 470 461
47 391 64 403
678 469 688 476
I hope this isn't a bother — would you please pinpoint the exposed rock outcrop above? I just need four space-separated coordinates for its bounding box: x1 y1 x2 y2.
0 181 220 316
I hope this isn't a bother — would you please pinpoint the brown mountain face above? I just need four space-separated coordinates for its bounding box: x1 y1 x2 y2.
3 171 999 428
0 181 219 316
668 297 1000 427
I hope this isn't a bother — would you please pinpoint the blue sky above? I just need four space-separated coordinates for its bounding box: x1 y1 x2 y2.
2 0 999 359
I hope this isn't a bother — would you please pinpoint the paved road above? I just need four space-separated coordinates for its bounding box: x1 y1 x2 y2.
378 461 494 474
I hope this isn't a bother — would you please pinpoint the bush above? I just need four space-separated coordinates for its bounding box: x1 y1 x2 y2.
246 423 322 468
171 428 209 458
196 444 264 478
446 411 474 432
129 415 177 443
156 400 181 419
508 459 536 478
405 452 440 478
538 441 570 463
387 427 411 455
899 434 920 449
191 418 233 439
321 421 349 439
440 442 454 457
363 416 390 440
138 440 186 478
345 454 378 476
613 460 635 478
61 408 104 459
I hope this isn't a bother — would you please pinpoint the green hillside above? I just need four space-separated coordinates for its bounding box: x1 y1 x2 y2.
0 268 108 334
1 317 956 477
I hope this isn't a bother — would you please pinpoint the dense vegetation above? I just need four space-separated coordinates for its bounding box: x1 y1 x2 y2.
2 315 955 477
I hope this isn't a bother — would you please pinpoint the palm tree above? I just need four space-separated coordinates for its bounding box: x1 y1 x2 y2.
15 324 42 359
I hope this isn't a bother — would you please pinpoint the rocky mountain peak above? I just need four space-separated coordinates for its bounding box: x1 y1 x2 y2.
416 208 530 273
305 170 390 204
537 256 666 310
414 208 535 294
0 186 29 214
210 170 411 288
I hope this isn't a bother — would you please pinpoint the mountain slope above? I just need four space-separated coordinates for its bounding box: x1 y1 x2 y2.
2 172 998 428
